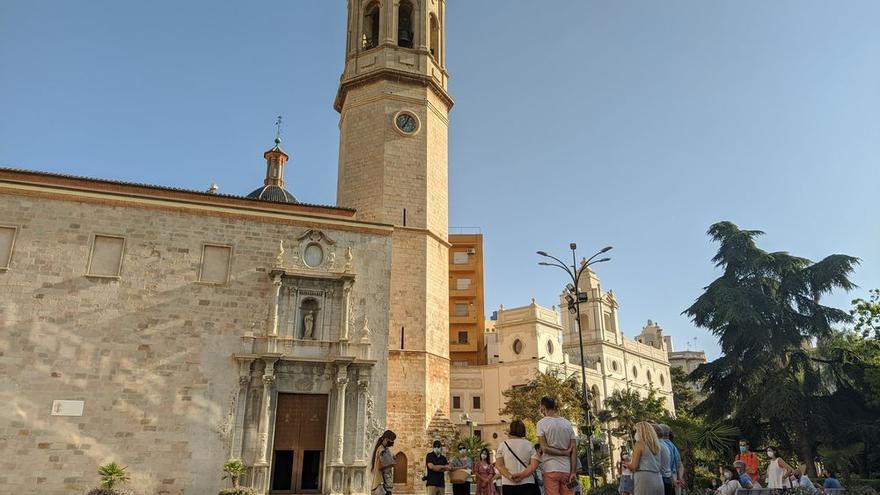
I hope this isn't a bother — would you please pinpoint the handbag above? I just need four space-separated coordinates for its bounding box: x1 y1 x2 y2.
504 441 538 485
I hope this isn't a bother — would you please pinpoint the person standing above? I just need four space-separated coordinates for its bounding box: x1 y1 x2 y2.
426 440 452 495
496 419 542 495
536 396 578 495
450 443 473 495
764 447 795 489
659 426 683 495
371 430 397 495
627 421 664 495
618 452 634 495
735 440 760 484
652 425 673 495
534 443 546 495
474 448 498 495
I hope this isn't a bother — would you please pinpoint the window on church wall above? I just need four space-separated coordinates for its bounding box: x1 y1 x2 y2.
472 396 482 410
199 244 232 284
397 1 414 48
87 234 125 277
0 226 17 269
429 14 440 60
452 396 461 410
363 2 380 49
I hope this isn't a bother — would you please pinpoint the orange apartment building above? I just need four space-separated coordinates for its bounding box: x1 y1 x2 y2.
449 233 486 365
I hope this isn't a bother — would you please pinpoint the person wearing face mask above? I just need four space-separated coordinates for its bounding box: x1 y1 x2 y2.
474 448 498 495
764 447 795 489
450 443 474 495
372 430 397 495
733 460 755 490
715 467 742 495
426 440 452 495
734 440 759 484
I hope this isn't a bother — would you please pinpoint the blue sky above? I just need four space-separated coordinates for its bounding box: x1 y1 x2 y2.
2 1 877 358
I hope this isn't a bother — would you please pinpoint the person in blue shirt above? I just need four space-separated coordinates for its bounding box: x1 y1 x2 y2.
659 425 682 495
822 470 843 490
733 461 754 490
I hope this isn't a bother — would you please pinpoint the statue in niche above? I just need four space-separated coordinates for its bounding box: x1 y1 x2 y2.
300 298 320 339
303 311 315 340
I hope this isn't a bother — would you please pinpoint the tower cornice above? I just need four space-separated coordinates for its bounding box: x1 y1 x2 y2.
334 67 454 113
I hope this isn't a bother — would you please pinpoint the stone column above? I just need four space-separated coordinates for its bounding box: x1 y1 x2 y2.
355 378 369 463
231 358 253 459
253 359 277 493
341 280 353 341
333 366 349 464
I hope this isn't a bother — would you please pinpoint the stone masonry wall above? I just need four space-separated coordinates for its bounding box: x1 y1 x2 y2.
0 190 391 494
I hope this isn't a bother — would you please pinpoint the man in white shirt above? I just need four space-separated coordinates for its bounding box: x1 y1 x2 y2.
536 396 577 495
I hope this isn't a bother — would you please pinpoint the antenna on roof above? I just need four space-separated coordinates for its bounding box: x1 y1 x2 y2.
274 115 283 145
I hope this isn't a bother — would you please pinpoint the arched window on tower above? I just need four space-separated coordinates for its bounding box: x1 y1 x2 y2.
398 1 414 48
363 2 380 49
429 14 440 61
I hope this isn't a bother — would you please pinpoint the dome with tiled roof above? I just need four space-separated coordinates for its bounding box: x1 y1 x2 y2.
247 137 297 204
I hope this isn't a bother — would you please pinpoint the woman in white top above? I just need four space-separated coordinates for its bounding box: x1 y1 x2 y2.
764 447 795 489
495 420 542 495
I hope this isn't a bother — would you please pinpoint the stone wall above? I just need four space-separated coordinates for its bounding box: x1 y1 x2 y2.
0 187 392 494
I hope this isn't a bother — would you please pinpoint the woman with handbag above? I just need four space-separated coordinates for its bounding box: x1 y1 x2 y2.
450 443 474 495
495 420 542 495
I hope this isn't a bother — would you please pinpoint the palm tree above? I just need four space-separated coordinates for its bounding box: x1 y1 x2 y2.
685 221 858 476
97 462 129 490
665 415 739 488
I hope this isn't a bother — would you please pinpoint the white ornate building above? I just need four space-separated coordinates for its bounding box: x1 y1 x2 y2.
450 268 675 472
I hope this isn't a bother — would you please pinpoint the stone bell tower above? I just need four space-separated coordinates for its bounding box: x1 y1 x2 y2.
335 0 452 490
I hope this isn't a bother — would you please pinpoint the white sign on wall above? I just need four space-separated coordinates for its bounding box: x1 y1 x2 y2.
51 400 85 417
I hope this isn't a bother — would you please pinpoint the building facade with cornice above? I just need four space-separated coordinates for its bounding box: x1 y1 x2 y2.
0 1 453 494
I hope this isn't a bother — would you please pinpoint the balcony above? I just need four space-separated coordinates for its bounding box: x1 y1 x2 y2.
450 313 478 325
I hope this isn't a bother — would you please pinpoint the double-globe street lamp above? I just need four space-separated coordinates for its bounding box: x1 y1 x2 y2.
537 243 612 488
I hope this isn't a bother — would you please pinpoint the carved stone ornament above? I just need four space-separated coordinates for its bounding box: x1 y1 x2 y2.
344 246 353 272
275 239 285 267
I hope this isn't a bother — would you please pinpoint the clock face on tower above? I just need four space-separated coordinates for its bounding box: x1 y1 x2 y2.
395 112 419 134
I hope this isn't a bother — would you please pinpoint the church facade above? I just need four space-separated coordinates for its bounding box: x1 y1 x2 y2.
0 1 451 494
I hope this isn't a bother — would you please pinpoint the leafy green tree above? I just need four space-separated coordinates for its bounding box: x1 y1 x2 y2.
500 370 584 425
459 435 489 461
601 388 666 445
852 289 880 338
685 221 859 476
669 366 698 415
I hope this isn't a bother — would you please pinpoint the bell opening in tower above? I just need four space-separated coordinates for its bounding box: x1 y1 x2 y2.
363 2 380 49
397 1 414 48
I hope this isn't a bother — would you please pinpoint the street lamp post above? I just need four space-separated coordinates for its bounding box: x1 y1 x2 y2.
537 243 612 488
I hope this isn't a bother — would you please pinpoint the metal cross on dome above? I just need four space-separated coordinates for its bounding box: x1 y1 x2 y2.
274 115 283 142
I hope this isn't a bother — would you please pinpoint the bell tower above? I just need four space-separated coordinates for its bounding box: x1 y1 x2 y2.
335 1 452 491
